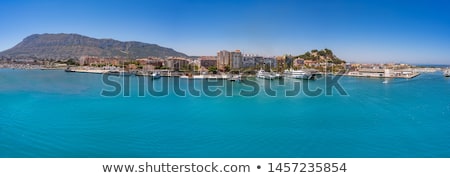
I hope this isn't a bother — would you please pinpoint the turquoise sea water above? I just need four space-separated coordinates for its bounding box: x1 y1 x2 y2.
0 69 449 158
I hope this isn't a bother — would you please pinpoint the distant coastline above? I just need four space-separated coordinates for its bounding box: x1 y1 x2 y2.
1 34 449 80
412 64 450 68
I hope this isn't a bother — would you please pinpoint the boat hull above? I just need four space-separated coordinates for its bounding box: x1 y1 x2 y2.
290 74 312 80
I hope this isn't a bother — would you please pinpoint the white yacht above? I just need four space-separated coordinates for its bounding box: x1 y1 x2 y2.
180 75 189 79
105 70 134 76
257 69 275 80
151 72 161 79
444 68 450 77
284 69 312 80
273 72 282 79
180 74 205 79
228 74 242 82
192 75 205 79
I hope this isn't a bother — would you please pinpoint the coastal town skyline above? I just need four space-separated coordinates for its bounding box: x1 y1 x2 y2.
1 0 450 64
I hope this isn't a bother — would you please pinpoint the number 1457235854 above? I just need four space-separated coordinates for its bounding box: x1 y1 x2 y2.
268 163 347 173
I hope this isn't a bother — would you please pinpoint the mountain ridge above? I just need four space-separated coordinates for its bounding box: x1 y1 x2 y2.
0 33 188 60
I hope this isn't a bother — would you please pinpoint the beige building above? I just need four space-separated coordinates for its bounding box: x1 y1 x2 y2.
166 57 189 71
217 50 231 70
217 50 243 70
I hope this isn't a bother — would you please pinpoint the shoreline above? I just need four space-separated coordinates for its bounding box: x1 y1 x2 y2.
0 65 444 80
343 72 420 79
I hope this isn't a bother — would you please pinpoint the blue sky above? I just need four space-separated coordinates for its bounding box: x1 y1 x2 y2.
0 0 449 64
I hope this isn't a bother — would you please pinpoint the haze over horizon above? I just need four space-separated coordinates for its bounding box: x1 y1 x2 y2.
1 0 449 64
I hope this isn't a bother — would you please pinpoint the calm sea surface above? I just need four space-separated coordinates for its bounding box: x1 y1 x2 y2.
1 69 449 157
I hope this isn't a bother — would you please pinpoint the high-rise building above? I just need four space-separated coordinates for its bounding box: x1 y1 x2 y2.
231 50 242 69
217 50 243 70
242 55 256 68
217 50 231 70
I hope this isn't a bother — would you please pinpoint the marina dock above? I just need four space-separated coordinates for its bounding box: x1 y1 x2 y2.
346 68 421 79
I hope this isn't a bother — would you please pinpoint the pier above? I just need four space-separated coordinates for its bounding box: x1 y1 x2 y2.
346 68 420 79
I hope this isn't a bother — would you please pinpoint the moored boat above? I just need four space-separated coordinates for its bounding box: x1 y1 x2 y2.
64 67 75 72
105 70 134 76
284 69 312 80
257 69 275 80
179 74 206 79
228 74 241 82
444 68 450 77
138 71 161 79
151 72 161 79
192 75 205 79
